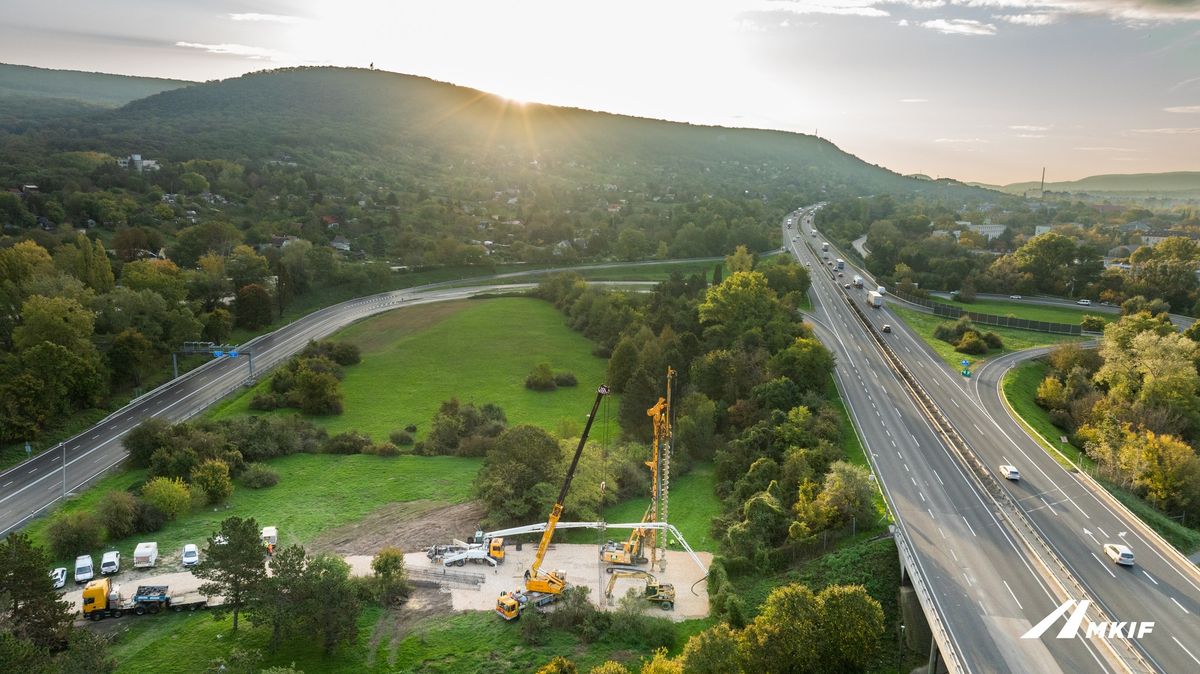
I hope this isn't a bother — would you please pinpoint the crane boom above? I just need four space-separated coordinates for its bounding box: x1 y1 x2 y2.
526 384 610 587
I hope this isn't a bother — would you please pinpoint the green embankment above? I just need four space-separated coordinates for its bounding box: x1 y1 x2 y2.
213 298 613 441
937 297 1110 326
891 305 1083 369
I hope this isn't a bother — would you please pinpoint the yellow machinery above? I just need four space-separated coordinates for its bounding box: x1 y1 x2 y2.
497 384 610 620
604 567 676 611
599 505 650 565
645 368 674 569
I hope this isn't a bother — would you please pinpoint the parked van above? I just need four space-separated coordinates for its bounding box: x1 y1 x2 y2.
100 550 120 575
74 555 94 584
133 542 158 568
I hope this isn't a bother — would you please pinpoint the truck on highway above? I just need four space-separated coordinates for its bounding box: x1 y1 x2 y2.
821 242 829 252
867 291 884 308
811 228 817 236
80 578 210 620
133 542 157 568
853 275 864 288
835 258 845 270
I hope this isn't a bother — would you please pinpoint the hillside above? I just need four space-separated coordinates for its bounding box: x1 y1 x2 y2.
994 171 1200 196
0 63 191 107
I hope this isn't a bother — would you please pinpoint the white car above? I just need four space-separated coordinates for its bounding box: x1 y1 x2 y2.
1104 543 1135 566
74 555 94 584
1000 464 1021 481
100 550 120 575
50 567 67 590
1009 295 1023 300
1076 299 1092 306
182 543 200 567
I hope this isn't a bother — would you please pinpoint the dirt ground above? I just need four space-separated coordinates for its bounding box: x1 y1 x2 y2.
309 500 488 556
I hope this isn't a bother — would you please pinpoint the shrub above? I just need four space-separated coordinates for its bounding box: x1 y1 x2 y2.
134 499 166 533
931 322 957 344
1081 314 1105 331
553 371 578 387
389 430 414 446
525 362 557 391
982 331 1003 349
239 463 279 488
323 430 373 455
364 442 401 457
123 418 173 468
457 435 494 457
192 459 233 504
141 476 192 520
47 511 103 558
955 331 988 355
371 546 410 605
404 424 418 433
331 342 361 366
520 607 549 645
98 490 139 540
249 393 281 411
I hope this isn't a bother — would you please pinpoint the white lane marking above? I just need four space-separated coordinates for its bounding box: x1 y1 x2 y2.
884 428 891 437
28 468 37 475
1172 597 1190 614
1097 527 1108 538
951 398 960 408
910 477 917 486
928 508 935 520
1091 553 1116 578
890 439 897 447
1143 569 1159 586
904 464 910 472
932 470 944 486
938 527 946 539
1040 497 1058 516
2 481 11 488
950 548 959 562
1173 637 1200 666
963 572 973 587
962 516 977 537
896 451 902 459
1003 580 1024 610
919 492 926 503
973 423 983 434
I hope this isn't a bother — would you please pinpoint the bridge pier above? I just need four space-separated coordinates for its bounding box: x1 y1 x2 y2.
897 537 947 673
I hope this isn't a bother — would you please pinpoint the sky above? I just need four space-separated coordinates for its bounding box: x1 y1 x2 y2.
1 0 1198 184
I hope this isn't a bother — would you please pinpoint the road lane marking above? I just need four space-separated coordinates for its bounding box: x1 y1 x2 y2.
896 451 902 459
904 463 910 472
911 477 917 486
1091 553 1116 578
950 548 958 561
919 492 926 503
1172 597 1189 614
932 470 944 486
928 509 935 520
973 423 983 434
938 527 946 539
28 468 37 474
1173 637 1200 666
963 572 972 587
2 481 11 488
1143 570 1159 585
961 516 977 537
1003 580 1024 610
1097 527 1108 537
951 398 960 408
1040 497 1058 516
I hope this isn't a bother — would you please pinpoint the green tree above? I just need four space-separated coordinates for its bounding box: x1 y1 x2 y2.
97 491 139 540
639 648 684 674
294 367 343 415
250 544 308 651
226 245 270 290
816 584 884 671
371 546 410 606
679 623 744 674
0 532 73 650
45 511 102 560
474 425 564 526
768 337 835 393
108 328 156 387
738 584 820 673
141 476 192 520
1118 430 1200 511
54 233 114 293
13 295 95 353
725 245 754 273
235 283 274 329
303 553 362 654
202 307 233 344
179 171 210 194
121 259 187 304
606 336 640 393
699 271 779 341
195 516 268 632
589 663 631 674
814 461 876 529
191 459 233 504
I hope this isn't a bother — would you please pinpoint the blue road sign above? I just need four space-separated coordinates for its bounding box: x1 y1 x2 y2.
960 359 971 367
961 369 972 378
213 350 224 358
229 351 238 358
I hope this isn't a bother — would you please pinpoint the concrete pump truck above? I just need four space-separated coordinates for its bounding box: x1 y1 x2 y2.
496 384 610 620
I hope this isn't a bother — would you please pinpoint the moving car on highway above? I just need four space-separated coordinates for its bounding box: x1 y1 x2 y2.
1104 543 1135 566
1000 464 1021 481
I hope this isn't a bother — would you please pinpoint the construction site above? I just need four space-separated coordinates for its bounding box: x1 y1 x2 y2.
411 369 712 622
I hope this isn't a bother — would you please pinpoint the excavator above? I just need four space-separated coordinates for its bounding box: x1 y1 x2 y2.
496 384 610 621
604 567 675 611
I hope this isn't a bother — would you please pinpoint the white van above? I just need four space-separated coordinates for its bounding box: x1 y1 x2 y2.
133 542 158 568
74 555 94 584
100 550 120 575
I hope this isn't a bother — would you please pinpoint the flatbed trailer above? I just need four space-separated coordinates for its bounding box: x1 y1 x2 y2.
81 579 211 620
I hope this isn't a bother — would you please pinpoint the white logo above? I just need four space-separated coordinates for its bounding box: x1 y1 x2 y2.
1021 600 1154 640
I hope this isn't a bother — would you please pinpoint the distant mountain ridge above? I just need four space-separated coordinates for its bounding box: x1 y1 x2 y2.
979 172 1200 196
0 63 192 107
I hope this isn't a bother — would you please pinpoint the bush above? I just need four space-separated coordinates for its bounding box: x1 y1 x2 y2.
525 362 557 391
389 430 414 446
47 511 103 558
249 393 281 411
363 442 401 457
520 607 549 645
553 371 578 387
323 430 373 455
331 342 361 366
98 490 139 540
134 499 167 533
141 476 192 520
239 463 279 488
191 459 233 504
1081 314 1105 331
955 331 988 355
404 424 418 433
982 331 1004 349
931 322 957 344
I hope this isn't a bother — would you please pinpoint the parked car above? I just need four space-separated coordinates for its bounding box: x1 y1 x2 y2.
1000 464 1021 481
181 544 199 567
1076 299 1092 306
1009 295 1023 300
1104 543 1135 566
50 567 67 590
74 555 94 585
881 324 892 333
100 550 120 575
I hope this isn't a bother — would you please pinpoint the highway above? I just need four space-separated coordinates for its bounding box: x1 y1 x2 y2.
808 212 1200 673
787 209 1117 673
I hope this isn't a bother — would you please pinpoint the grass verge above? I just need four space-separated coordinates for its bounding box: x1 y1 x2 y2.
891 305 1083 369
938 297 1111 326
211 298 614 441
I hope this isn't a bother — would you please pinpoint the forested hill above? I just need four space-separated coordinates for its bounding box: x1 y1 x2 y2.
45 66 981 201
992 172 1200 196
0 63 191 107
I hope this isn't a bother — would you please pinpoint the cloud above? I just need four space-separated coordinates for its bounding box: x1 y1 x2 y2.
949 0 1200 23
174 42 285 60
899 97 929 102
898 18 911 25
1074 146 1140 151
1015 133 1046 138
934 137 990 143
1010 124 1050 131
1130 127 1200 134
1165 105 1200 113
920 18 997 35
228 13 303 24
995 13 1059 25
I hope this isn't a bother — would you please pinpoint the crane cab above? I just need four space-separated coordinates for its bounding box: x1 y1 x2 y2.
496 593 521 621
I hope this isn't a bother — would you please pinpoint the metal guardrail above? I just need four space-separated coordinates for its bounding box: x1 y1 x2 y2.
890 289 1083 335
408 567 486 588
842 293 1152 673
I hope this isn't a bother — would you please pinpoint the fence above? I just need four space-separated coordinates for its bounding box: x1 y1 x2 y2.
890 290 1082 335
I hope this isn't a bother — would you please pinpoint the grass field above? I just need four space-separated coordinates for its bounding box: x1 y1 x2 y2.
1002 360 1200 553
891 305 1084 369
27 453 480 569
211 298 614 441
937 297 1110 326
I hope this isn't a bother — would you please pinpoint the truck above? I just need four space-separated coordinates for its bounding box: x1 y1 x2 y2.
853 275 864 288
80 578 210 620
427 532 505 567
811 228 817 237
867 291 884 308
821 242 829 252
835 258 845 270
133 542 157 568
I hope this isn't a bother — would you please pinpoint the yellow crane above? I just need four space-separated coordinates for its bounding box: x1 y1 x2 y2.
496 384 610 620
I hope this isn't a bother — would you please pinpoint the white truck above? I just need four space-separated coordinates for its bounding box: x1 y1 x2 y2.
133 542 158 568
810 228 817 237
821 242 829 252
867 291 884 308
853 275 864 288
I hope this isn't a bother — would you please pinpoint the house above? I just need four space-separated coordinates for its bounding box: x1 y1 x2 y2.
322 215 339 229
330 236 351 252
1119 220 1151 233
1143 230 1200 246
117 154 160 172
967 222 1007 241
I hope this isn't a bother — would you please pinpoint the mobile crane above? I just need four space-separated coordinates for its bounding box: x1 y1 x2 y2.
496 383 610 621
